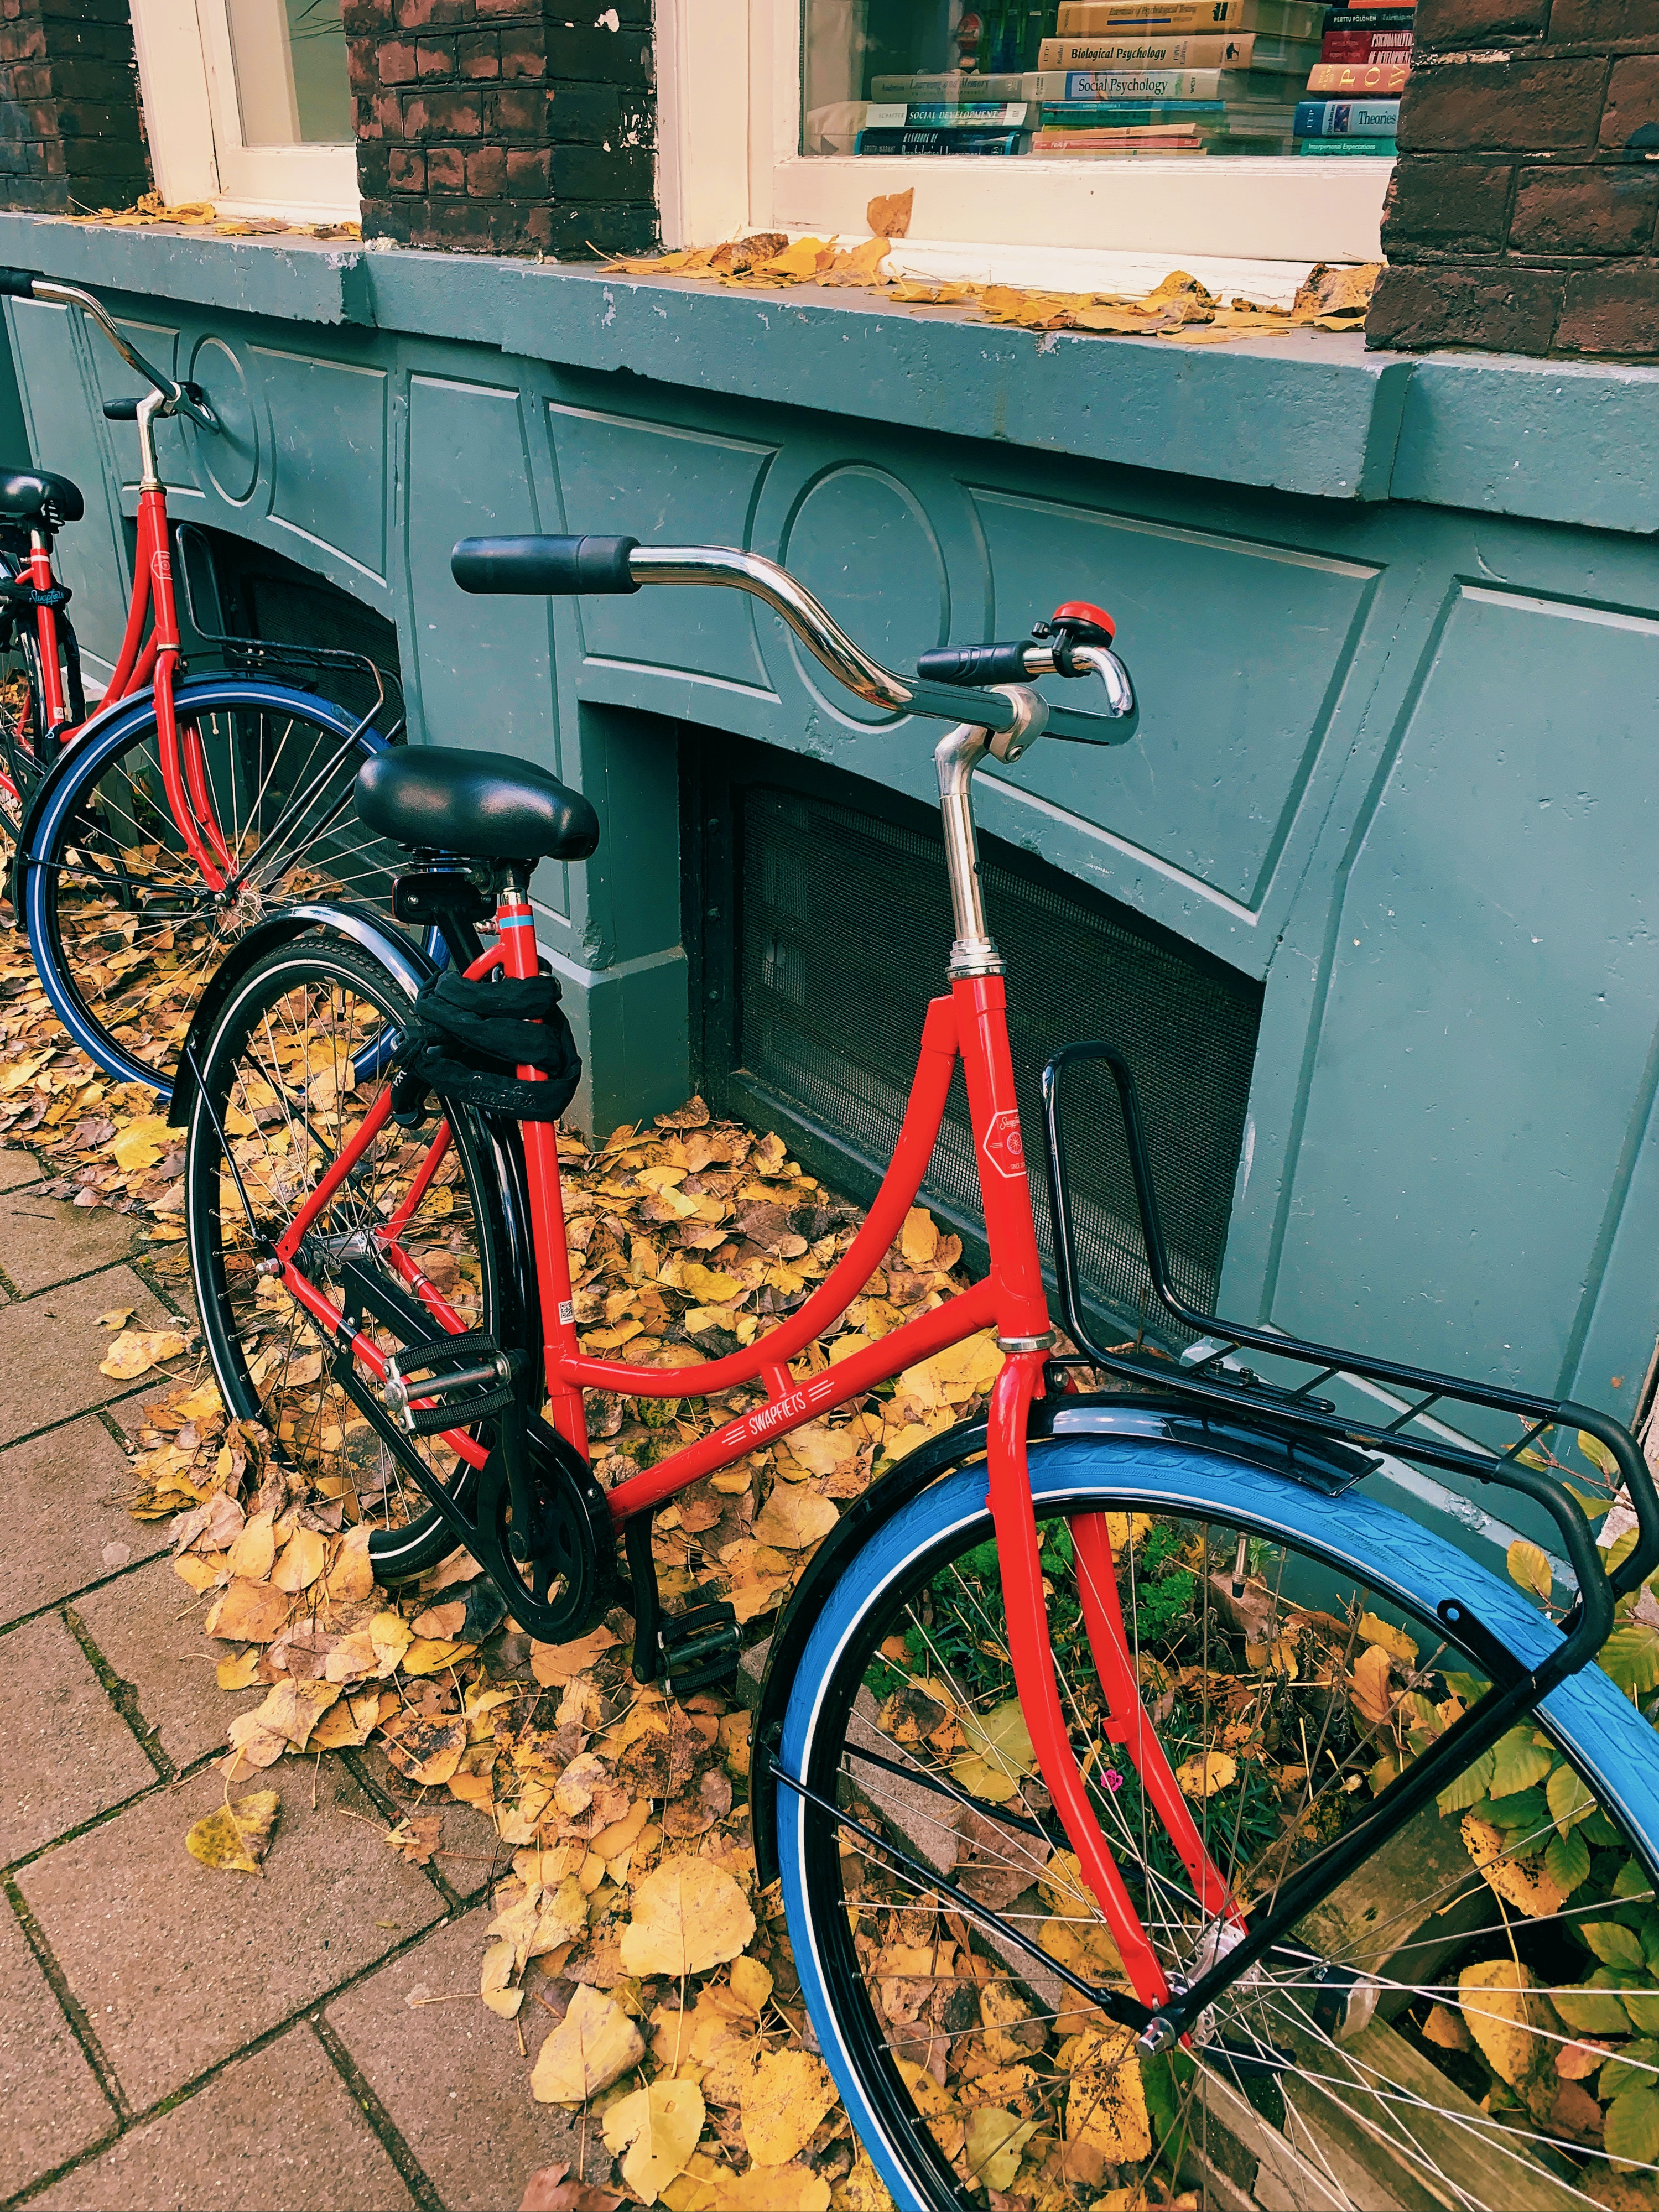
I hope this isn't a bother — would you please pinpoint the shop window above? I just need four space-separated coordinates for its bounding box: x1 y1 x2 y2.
664 0 1408 269
130 0 360 221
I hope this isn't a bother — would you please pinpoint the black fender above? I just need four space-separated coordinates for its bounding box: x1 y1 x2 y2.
166 902 433 1128
171 896 547 1414
750 1388 1375 1890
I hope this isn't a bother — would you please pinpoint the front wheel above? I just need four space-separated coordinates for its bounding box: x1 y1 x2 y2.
22 679 405 1095
776 1428 1659 2211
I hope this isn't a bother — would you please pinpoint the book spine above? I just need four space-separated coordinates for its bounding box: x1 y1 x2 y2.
1320 25 1414 53
1037 66 1221 92
869 72 1037 98
1038 32 1254 59
1032 128 1205 142
867 101 1032 123
1055 0 1245 30
855 127 1029 153
1292 95 1400 132
1321 4 1417 23
1298 132 1397 149
1041 96 1225 112
1305 58 1408 87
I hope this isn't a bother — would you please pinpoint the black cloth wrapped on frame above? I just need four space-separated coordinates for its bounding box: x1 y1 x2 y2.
396 967 580 1121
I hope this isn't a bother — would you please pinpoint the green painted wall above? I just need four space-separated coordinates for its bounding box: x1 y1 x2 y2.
3 211 1657 1480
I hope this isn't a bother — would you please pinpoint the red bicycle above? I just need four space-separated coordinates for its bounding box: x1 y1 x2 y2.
179 534 1659 2210
0 267 408 1100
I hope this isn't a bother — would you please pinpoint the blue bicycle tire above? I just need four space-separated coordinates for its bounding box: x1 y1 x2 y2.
776 1425 1659 2210
20 677 395 1100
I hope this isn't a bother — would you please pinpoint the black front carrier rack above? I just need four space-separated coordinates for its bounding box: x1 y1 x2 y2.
1038 1038 1659 2048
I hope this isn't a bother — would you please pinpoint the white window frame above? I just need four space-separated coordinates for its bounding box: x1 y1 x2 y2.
658 0 1388 278
131 0 360 223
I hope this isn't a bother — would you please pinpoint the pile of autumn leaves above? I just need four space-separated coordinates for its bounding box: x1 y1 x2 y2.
597 231 1380 347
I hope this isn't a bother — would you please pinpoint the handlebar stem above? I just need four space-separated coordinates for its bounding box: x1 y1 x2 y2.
627 544 1024 736
937 722 1002 979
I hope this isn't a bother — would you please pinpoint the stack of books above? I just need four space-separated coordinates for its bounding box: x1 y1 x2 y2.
1026 0 1323 155
1293 0 1412 154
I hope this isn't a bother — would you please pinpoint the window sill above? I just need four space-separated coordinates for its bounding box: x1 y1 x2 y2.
767 153 1390 267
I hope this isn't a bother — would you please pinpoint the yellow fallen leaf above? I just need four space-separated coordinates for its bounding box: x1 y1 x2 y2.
204 1578 290 1642
111 1114 173 1172
1174 1751 1236 1799
752 1484 838 1550
1063 2026 1151 2182
480 1938 523 2019
966 2107 1038 2192
1507 1539 1553 1601
1357 1611 1418 1667
324 1523 374 1600
730 1954 773 2014
95 1305 135 1329
271 1526 326 1592
602 2079 706 2205
309 1688 393 1748
1460 1813 1565 1919
1459 1958 1544 2084
401 1636 477 1677
370 1610 413 1673
530 1623 621 1684
215 1648 261 1691
620 1855 756 1976
531 1984 646 2105
99 1328 187 1380
899 1206 939 1266
185 1788 279 1874
743 2046 836 2164
1350 1643 1395 1726
717 2168 829 2211
225 1510 275 1583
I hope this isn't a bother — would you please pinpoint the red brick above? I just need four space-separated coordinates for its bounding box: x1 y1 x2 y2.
1382 155 1514 253
403 87 482 136
376 38 418 81
1401 55 1606 150
1413 0 1545 49
499 29 543 76
1557 262 1659 349
1511 160 1659 248
466 142 506 191
457 30 499 75
1365 261 1564 350
346 41 376 93
427 143 466 189
503 142 549 193
388 145 425 190
487 83 544 135
393 0 467 27
343 0 393 28
1548 0 1659 35
371 87 403 134
415 34 455 74
1603 53 1659 153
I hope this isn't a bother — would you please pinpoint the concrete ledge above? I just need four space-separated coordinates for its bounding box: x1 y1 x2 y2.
0 209 1655 530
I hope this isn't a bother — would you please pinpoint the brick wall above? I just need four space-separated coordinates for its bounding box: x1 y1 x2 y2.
1369 0 1659 353
0 0 150 215
346 0 657 259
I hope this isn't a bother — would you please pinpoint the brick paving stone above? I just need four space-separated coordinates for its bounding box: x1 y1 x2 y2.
0 1264 188 1444
18 1755 445 2110
31 2026 417 2212
74 1556 267 1770
0 1414 168 1628
0 1610 157 1865
327 1908 609 2212
0 1904 114 2199
354 1743 509 1904
0 1186 143 1294
0 1142 44 1190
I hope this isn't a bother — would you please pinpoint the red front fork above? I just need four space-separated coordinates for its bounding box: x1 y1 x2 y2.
959 970 1239 2010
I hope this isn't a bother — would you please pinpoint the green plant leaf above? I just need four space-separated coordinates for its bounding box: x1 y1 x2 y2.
1566 1482 1614 1519
1489 1726 1553 1799
1584 1922 1647 1971
1584 1806 1625 1846
1616 1859 1655 1902
1443 1672 1489 1702
1606 2085 1659 2164
1506 1539 1553 1600
1553 1968 1634 2034
1489 1786 1551 1834
1545 1827 1591 1897
1602 2042 1659 2100
1579 1429 1621 1479
1606 1528 1641 1579
1547 1760 1598 1837
1600 1626 1659 1696
1437 1748 1495 1816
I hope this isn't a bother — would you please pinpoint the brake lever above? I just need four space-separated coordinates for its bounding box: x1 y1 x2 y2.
1069 640 1136 722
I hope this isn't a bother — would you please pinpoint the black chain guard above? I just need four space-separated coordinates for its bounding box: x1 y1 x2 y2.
472 1414 619 1643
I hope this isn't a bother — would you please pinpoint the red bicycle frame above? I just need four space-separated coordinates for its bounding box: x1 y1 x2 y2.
276 846 1243 2019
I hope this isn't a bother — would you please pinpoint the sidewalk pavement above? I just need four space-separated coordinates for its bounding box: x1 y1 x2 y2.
0 1139 594 2212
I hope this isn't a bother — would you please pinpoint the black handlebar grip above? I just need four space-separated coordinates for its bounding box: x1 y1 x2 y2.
0 268 36 300
916 642 1033 688
102 397 140 422
451 534 641 597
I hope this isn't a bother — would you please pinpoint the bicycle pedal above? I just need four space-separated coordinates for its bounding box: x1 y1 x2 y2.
381 1330 524 1437
658 1599 741 1695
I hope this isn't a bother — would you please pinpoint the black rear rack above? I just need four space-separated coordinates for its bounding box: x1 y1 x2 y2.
1041 1039 1659 1659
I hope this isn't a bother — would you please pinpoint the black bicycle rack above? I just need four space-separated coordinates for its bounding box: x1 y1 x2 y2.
1036 1037 1659 2048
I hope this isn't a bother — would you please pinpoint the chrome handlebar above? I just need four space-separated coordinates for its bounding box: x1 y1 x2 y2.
0 273 219 435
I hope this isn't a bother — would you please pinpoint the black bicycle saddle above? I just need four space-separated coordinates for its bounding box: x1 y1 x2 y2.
356 746 599 863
